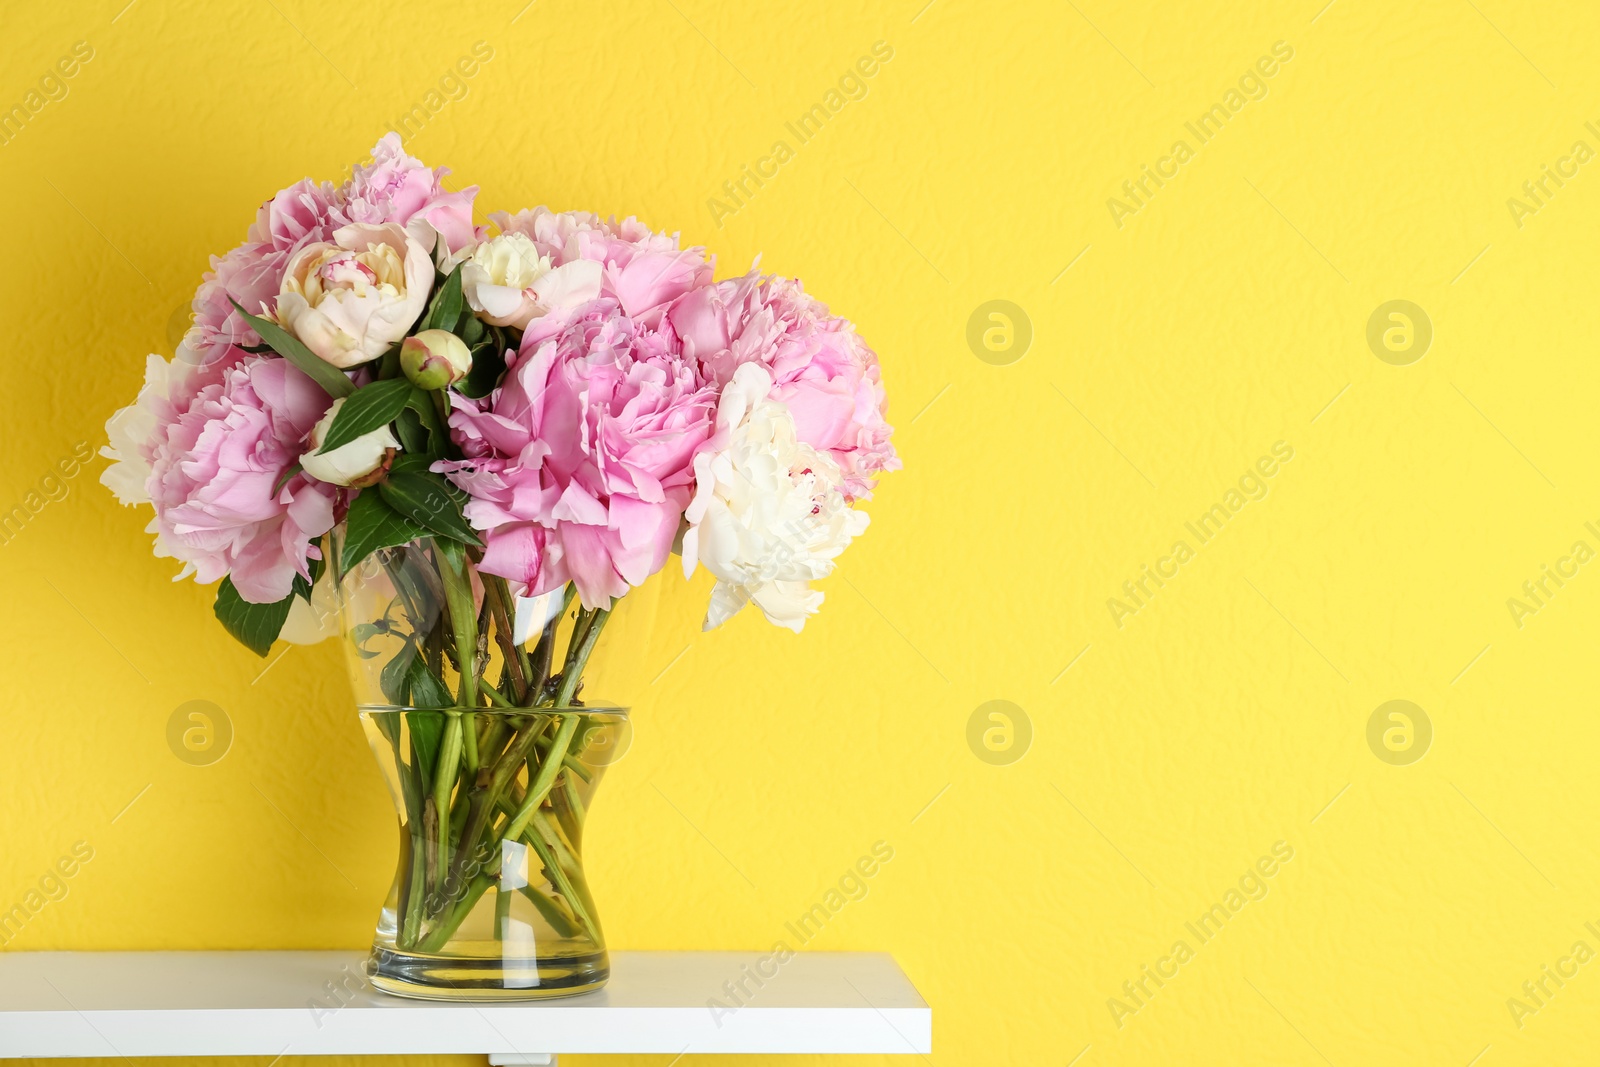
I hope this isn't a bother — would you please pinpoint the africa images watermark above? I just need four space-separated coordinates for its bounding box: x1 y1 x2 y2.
1108 441 1295 628
706 840 895 1026
1506 119 1600 230
706 41 896 229
0 840 96 947
307 957 378 1028
967 700 1032 766
1107 840 1295 1029
386 41 495 145
1505 921 1600 1030
1 39 95 149
167 700 233 767
1106 40 1295 230
1504 519 1600 630
1 440 96 548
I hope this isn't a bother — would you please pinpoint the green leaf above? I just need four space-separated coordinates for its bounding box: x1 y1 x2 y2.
460 315 486 346
405 390 448 451
319 378 415 454
272 462 303 495
426 263 466 332
403 656 453 786
407 706 445 789
377 342 403 381
213 576 295 657
379 469 482 546
407 656 453 708
380 639 416 705
351 621 390 658
458 339 507 399
340 490 431 574
227 299 355 398
393 406 428 454
388 453 436 476
434 534 468 576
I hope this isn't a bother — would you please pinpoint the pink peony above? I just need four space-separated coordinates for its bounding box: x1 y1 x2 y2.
668 271 898 499
255 178 351 258
103 355 228 503
346 133 478 256
142 356 337 604
186 179 350 368
491 208 712 328
436 299 717 608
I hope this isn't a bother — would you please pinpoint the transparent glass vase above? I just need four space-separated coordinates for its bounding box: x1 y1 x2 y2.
335 532 633 1000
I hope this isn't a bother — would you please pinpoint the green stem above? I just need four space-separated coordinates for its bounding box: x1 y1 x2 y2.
403 591 613 955
494 880 512 937
377 714 429 950
518 882 581 938
436 541 478 708
560 609 596 685
421 796 439 901
476 715 512 777
424 621 444 677
502 715 578 844
523 586 575 705
560 770 587 828
417 873 492 953
556 608 609 708
541 795 580 857
561 720 596 780
400 828 426 949
439 717 546 901
484 777 601 945
482 575 532 702
432 714 463 894
531 738 592 783
462 711 479 772
527 811 600 940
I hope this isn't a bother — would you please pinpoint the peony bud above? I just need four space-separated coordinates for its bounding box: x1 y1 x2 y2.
300 397 400 487
401 329 472 390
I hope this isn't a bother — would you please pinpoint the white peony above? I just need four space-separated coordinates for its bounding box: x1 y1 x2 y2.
681 362 869 633
100 344 217 507
300 397 399 487
460 232 602 329
276 223 432 368
101 351 182 506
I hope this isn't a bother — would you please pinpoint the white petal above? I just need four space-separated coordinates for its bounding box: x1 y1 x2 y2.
531 259 603 309
514 589 567 644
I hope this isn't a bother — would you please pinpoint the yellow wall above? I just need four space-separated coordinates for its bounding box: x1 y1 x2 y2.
4 1 1600 1064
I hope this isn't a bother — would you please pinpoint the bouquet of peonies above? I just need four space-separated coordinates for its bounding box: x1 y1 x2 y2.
102 135 896 650
99 138 896 996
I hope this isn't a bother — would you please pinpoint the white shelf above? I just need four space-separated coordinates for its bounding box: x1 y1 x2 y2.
0 950 930 1060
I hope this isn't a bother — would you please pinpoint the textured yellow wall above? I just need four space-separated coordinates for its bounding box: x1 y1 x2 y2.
4 1 1600 1064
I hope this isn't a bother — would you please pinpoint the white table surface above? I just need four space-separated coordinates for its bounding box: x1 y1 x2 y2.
0 950 931 1058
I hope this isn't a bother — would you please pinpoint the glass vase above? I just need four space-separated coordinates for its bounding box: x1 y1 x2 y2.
334 532 633 1000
